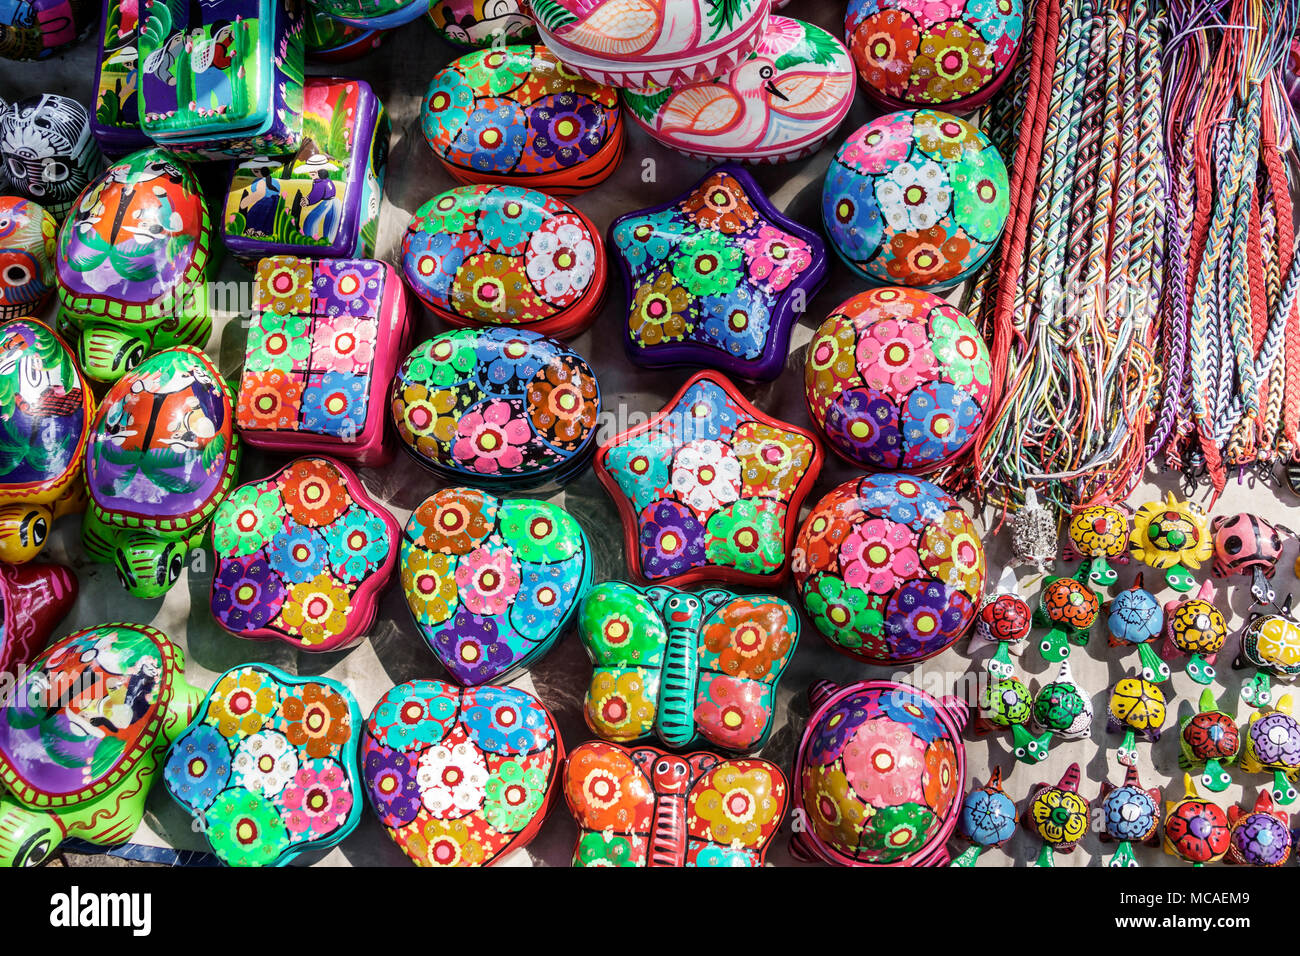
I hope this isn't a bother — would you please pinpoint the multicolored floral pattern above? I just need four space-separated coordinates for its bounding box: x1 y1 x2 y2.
362 680 559 866
164 664 362 867
401 487 591 685
805 287 990 471
792 475 985 663
823 109 1008 286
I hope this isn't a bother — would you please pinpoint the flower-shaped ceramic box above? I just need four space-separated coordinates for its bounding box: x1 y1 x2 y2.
530 0 769 88
91 0 153 155
137 0 305 161
390 328 601 490
361 679 562 866
401 487 592 685
0 0 95 59
164 664 363 867
564 740 787 866
209 457 399 652
223 78 389 264
609 165 826 381
428 0 536 47
0 94 103 220
422 44 624 194
594 371 822 587
0 198 57 321
577 581 798 752
236 256 411 466
402 184 605 338
621 17 856 165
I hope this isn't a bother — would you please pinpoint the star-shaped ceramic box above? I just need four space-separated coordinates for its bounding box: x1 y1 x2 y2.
608 165 827 382
594 371 823 588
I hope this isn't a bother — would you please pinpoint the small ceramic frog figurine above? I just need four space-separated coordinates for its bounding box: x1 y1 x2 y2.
0 197 58 319
81 347 241 598
0 318 95 563
1239 694 1300 807
1162 579 1227 684
950 766 1017 866
1064 501 1130 590
1179 688 1241 793
1024 763 1088 866
969 567 1033 656
0 622 204 866
1164 774 1231 866
1210 512 1287 605
1129 491 1212 592
1108 674 1167 767
0 94 103 219
1024 658 1091 763
1227 790 1292 866
1106 574 1168 682
1097 764 1161 867
1034 570 1098 662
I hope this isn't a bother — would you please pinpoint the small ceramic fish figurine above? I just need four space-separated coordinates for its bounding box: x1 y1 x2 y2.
1210 512 1287 605
1034 571 1098 662
1179 688 1241 793
1024 763 1088 866
1009 486 1057 572
1097 765 1161 867
970 566 1033 657
1108 674 1167 767
1064 501 1130 590
951 766 1017 866
1106 573 1168 682
1162 579 1227 684
1239 694 1300 807
1227 790 1292 866
1129 491 1212 592
1236 598 1300 700
1164 774 1231 866
1024 658 1091 764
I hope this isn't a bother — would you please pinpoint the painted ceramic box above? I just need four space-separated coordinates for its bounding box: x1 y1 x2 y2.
303 4 385 61
0 0 95 59
0 197 58 320
0 94 103 221
307 0 427 29
236 256 411 465
428 0 535 48
138 0 306 161
90 0 153 155
223 77 389 264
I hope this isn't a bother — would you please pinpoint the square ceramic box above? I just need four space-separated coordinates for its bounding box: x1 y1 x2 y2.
90 0 154 155
236 256 411 465
222 77 389 265
137 0 305 161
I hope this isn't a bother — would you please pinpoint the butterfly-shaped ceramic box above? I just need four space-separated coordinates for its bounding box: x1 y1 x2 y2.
223 78 389 264
164 663 364 867
401 487 593 686
0 0 96 60
137 0 306 161
609 164 826 381
236 256 411 466
361 679 562 866
209 457 400 652
594 370 822 588
564 739 787 866
577 581 798 752
91 0 153 155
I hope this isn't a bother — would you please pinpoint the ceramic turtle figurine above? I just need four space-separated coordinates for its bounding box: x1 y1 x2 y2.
1129 491 1212 592
979 668 1033 731
1024 763 1088 867
1106 573 1168 682
0 622 203 866
81 347 240 598
1108 675 1167 767
1021 658 1090 765
1236 598 1300 702
1162 579 1227 685
1210 512 1287 605
1097 764 1161 867
1179 688 1240 793
1064 501 1130 590
969 566 1033 657
950 766 1017 867
1034 571 1098 662
1239 694 1300 807
1164 774 1231 866
0 318 94 564
1227 790 1292 866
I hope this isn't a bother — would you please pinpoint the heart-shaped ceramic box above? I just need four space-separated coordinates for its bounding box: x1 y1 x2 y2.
401 487 592 686
209 457 400 652
164 663 364 867
361 679 562 866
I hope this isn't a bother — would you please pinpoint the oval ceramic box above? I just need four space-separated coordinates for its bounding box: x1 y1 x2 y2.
0 198 57 321
845 0 1023 112
0 95 103 220
91 0 154 155
594 370 823 588
308 0 428 28
530 0 769 88
401 486 592 685
422 44 624 194
428 0 537 47
236 256 411 465
621 17 856 165
402 184 605 338
164 663 363 867
209 457 399 652
391 328 601 489
0 318 95 564
361 679 562 866
57 148 214 383
609 164 826 381
804 287 992 472
564 740 787 866
791 474 986 665
0 0 96 60
791 679 967 866
823 110 1009 288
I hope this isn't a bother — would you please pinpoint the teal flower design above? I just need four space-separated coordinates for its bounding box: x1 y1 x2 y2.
422 72 474 145
605 432 675 512
611 208 683 272
478 186 547 255
325 507 390 582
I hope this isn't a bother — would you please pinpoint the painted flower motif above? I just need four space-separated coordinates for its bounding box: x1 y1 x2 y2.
701 601 795 679
281 683 352 760
733 421 813 498
919 507 984 595
257 257 313 316
605 432 675 512
922 738 958 817
1030 786 1089 845
231 730 299 797
451 400 532 474
484 759 547 831
907 22 993 103
694 676 768 750
795 506 854 572
576 831 636 866
279 574 352 647
324 507 389 582
280 458 351 527
463 686 551 752
412 488 497 554
525 357 597 449
422 71 474 144
395 382 459 463
404 229 467 307
840 518 922 594
705 499 786 575
930 305 990 389
212 554 286 633
302 372 368 436
314 260 383 318
807 695 875 765
699 286 772 360
638 500 708 579
887 579 970 656
807 763 872 850
403 816 485 866
416 739 490 817
165 724 231 813
450 250 550 325
311 315 376 373
856 316 937 396
401 547 459 626
270 524 329 585
953 146 1009 243
208 668 280 739
431 610 514 684
475 329 548 387
214 484 283 557
448 98 528 173
282 760 352 839
902 382 981 466
478 187 547 255
628 270 692 345
849 11 919 96
805 314 864 407
841 113 914 173
692 765 779 846
512 561 576 640
246 309 310 372
802 573 887 652
497 503 582 563
823 164 884 262
237 368 304 431
205 787 290 867
587 668 658 740
680 173 758 233
611 208 681 271
863 801 936 862
527 91 606 166
843 716 926 806
670 439 742 516
665 379 740 443
412 188 474 236
671 230 743 297
743 225 812 292
967 0 1023 41
525 212 596 307
824 387 904 469
370 686 458 752
404 333 476 389
364 748 422 827
875 159 952 232
455 546 521 616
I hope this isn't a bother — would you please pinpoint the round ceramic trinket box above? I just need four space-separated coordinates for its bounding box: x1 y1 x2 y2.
608 164 826 381
530 0 769 88
361 679 561 866
844 0 1023 112
422 44 624 194
621 17 855 164
164 664 364 867
792 474 985 665
429 0 537 47
0 197 57 319
805 287 991 471
210 457 399 652
390 329 601 489
564 739 787 866
0 318 94 564
402 184 605 338
0 560 77 679
823 109 1009 288
306 0 427 29
401 487 592 686
792 679 966 866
